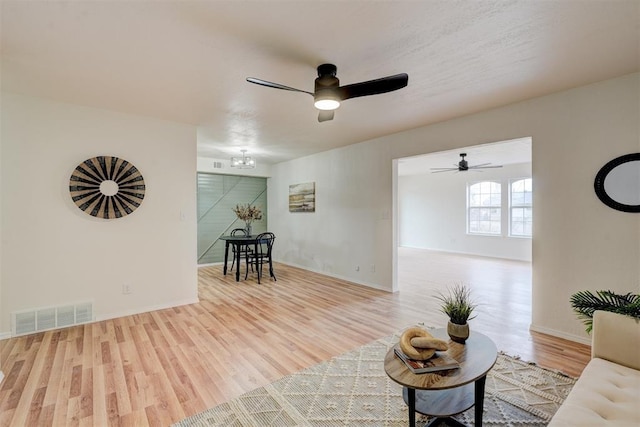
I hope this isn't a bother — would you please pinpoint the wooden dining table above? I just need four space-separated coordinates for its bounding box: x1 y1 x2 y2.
219 234 261 282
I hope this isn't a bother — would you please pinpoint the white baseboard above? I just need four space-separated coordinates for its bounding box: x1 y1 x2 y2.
275 260 392 293
199 259 392 292
0 331 12 341
197 262 223 268
96 298 201 323
0 371 4 385
399 246 531 263
529 323 591 346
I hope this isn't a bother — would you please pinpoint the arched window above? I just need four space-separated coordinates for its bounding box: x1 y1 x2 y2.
467 181 501 235
510 178 533 237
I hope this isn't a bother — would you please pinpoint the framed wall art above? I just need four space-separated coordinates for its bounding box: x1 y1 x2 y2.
289 182 315 212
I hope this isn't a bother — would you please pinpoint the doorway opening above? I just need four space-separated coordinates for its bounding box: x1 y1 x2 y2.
393 137 532 351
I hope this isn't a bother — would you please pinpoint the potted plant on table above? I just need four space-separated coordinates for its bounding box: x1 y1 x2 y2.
232 204 262 236
435 283 477 343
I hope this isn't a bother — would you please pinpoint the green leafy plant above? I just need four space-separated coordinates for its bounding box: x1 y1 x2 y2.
570 290 640 333
435 283 477 325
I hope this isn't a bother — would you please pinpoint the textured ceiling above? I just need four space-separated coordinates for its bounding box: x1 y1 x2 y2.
1 1 638 164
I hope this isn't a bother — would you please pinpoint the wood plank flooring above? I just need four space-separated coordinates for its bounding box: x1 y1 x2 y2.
0 248 590 426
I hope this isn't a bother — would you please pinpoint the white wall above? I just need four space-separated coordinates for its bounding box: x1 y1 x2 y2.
268 73 640 343
399 162 532 261
0 93 199 335
268 146 393 290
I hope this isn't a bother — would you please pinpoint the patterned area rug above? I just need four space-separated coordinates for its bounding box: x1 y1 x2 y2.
174 333 576 426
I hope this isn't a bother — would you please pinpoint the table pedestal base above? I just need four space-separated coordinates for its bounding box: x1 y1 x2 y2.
402 375 487 427
424 417 467 427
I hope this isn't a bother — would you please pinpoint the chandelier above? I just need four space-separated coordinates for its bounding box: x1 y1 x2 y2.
230 149 256 169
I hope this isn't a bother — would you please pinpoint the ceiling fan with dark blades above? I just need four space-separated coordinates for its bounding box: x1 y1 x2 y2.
246 63 408 122
431 153 503 173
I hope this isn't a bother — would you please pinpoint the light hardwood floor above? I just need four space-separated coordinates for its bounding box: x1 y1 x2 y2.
0 248 590 426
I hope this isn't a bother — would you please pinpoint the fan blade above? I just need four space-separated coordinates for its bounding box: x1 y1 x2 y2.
471 163 491 167
246 77 313 95
338 73 408 100
469 165 503 169
431 168 458 173
318 110 334 122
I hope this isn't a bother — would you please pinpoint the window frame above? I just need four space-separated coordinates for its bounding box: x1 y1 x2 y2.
509 177 533 238
467 180 502 236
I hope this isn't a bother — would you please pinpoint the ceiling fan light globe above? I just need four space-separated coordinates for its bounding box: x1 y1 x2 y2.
314 99 340 111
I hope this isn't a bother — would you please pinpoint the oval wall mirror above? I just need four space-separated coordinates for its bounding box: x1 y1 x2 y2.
594 153 640 213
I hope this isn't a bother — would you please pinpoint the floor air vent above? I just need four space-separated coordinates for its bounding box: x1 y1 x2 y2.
11 301 94 337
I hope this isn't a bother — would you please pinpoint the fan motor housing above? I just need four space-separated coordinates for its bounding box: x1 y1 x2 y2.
314 64 341 107
317 63 337 77
315 64 339 90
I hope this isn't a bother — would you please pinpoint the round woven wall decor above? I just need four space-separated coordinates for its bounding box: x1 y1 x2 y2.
69 156 145 219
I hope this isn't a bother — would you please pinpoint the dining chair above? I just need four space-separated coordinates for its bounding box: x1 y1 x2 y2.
229 228 249 273
245 232 276 284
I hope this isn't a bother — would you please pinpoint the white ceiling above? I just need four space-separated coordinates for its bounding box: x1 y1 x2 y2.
2 1 638 165
398 137 532 176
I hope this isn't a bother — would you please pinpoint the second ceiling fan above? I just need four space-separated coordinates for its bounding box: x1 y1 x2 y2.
431 153 503 173
246 63 408 122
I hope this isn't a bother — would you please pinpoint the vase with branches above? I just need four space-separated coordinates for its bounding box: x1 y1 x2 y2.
232 204 262 235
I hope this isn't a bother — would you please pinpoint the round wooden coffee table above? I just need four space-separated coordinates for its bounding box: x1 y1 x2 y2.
384 328 497 427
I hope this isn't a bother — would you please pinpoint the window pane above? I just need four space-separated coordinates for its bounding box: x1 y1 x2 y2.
510 178 532 237
512 193 524 205
511 208 519 220
524 193 532 204
512 222 523 234
468 181 501 235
